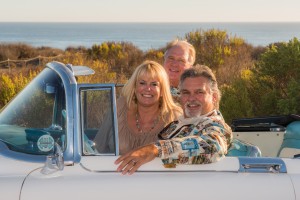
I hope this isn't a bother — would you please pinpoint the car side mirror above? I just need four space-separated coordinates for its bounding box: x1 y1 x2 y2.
41 143 64 174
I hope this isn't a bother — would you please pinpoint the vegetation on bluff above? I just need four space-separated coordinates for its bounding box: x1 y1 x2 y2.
1 29 299 123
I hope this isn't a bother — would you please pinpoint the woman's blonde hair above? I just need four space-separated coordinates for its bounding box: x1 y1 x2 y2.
122 60 182 123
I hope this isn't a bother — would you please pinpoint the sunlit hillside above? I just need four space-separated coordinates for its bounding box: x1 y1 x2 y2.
1 29 300 123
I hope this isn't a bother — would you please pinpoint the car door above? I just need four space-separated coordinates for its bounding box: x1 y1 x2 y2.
19 85 296 200
19 156 296 200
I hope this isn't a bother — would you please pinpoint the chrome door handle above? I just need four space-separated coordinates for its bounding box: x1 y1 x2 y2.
238 157 287 173
241 163 281 173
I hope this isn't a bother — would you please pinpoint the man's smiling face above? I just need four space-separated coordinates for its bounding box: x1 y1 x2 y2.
180 76 216 118
164 45 192 87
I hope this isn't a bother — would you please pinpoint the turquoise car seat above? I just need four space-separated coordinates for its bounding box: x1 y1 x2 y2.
277 121 300 157
226 138 262 157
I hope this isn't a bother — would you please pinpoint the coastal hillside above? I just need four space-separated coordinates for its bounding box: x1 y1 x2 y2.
1 29 299 123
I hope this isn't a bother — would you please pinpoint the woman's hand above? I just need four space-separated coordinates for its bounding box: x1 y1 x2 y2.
114 144 158 175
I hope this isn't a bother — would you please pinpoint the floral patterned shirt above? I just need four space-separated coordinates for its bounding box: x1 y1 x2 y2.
155 110 232 167
170 86 180 104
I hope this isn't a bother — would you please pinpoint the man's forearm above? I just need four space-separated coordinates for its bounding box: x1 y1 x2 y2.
157 132 227 165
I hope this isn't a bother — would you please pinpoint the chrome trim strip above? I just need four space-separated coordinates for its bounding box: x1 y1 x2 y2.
79 163 238 174
112 85 119 156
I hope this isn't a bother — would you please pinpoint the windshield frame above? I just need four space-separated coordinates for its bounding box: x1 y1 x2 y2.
0 62 77 163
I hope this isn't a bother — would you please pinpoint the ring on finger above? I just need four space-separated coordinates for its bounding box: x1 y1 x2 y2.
131 159 137 165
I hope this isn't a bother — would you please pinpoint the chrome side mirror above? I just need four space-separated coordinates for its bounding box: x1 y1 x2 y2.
41 143 64 175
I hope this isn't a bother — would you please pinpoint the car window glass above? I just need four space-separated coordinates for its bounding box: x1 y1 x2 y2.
0 68 66 155
80 88 116 155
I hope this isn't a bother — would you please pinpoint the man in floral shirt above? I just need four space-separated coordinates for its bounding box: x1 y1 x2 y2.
115 65 232 174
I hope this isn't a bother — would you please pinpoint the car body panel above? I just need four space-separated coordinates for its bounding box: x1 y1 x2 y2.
20 157 295 200
0 154 42 200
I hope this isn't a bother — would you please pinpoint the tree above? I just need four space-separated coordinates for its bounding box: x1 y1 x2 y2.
185 29 255 85
0 74 15 107
252 37 300 115
277 79 300 114
185 29 229 69
87 42 143 78
220 70 254 123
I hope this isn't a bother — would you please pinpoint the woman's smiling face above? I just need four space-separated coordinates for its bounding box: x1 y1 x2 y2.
135 75 161 107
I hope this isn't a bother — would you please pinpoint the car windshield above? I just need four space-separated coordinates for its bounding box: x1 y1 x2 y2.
0 68 66 155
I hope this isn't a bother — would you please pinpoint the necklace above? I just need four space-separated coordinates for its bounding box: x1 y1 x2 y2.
135 112 160 134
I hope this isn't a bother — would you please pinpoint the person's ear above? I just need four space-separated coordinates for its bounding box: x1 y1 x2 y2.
212 92 218 104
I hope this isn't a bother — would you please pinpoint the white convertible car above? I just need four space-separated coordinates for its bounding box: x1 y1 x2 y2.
1 61 300 200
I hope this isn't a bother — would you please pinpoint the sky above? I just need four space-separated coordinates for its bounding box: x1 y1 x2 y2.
1 0 300 22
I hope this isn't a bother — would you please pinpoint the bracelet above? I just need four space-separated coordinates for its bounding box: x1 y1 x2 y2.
153 141 162 158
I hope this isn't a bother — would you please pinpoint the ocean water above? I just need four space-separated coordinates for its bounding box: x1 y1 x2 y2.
0 22 300 51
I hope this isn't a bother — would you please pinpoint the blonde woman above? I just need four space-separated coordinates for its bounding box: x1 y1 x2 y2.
95 60 182 154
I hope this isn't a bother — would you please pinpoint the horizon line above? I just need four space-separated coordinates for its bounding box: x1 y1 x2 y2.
1 21 300 23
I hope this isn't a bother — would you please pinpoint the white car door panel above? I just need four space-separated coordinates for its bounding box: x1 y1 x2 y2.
284 159 300 199
20 156 295 200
